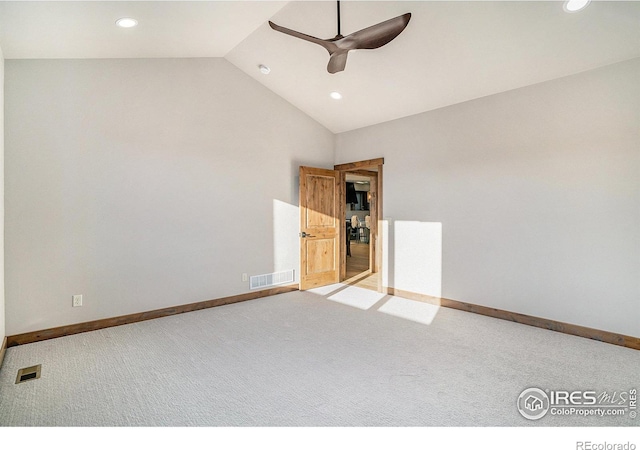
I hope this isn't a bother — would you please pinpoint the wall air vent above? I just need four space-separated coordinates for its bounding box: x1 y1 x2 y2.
250 269 295 290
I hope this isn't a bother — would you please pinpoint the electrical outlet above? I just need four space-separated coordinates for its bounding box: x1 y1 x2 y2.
242 273 248 282
72 295 83 307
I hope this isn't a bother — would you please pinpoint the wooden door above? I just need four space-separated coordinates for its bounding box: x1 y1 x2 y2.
299 166 340 290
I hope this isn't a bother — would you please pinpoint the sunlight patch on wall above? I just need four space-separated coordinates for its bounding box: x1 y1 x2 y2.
273 199 299 281
383 219 443 298
395 221 442 297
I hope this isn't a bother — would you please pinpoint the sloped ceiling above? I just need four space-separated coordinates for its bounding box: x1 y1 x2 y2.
1 1 639 133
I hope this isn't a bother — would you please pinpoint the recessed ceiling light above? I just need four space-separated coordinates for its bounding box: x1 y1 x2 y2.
330 91 342 100
116 18 138 28
563 0 591 12
258 64 271 75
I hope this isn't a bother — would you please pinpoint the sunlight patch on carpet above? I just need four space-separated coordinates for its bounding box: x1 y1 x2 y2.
326 285 387 310
377 296 440 325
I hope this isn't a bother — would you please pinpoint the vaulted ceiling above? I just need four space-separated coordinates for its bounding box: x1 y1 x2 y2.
1 1 639 133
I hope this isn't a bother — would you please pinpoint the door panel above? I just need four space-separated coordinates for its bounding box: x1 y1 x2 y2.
299 166 340 290
305 176 335 228
305 239 336 274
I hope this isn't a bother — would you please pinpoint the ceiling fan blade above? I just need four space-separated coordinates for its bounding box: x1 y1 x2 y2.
327 51 349 74
268 21 337 54
268 7 412 75
342 13 411 50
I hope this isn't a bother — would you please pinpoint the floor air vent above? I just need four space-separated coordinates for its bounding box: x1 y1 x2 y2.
16 364 42 384
250 269 295 290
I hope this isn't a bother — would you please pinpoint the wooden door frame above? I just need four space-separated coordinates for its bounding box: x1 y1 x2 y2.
334 158 384 291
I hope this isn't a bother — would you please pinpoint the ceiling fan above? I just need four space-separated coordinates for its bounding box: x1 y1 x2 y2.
269 1 411 74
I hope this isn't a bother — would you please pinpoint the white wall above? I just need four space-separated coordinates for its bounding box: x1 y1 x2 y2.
336 58 640 337
5 58 334 335
0 44 5 341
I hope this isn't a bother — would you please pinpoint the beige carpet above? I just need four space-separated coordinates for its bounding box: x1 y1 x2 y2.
1 284 638 427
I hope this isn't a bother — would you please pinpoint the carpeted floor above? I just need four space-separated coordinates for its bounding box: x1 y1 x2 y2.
0 284 638 426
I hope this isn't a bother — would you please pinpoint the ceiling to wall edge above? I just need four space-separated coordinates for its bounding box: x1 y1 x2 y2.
318 55 640 136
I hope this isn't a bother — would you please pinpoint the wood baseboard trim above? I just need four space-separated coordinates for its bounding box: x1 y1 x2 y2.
0 337 7 370
6 284 299 348
385 287 640 351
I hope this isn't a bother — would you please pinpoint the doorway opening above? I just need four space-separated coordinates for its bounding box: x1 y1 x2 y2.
335 158 383 292
345 173 373 283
